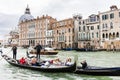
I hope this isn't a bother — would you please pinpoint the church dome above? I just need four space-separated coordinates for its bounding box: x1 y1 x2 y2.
19 5 34 23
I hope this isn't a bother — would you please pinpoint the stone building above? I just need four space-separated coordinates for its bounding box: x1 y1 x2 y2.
18 5 56 47
52 18 74 49
73 14 100 50
99 5 120 50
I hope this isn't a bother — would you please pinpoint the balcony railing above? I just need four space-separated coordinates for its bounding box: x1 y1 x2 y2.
58 40 65 42
78 38 91 41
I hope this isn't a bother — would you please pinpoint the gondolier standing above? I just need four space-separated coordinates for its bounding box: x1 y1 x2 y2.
34 43 42 63
12 45 17 59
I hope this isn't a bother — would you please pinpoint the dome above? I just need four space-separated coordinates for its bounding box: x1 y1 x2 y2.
19 14 34 23
19 5 34 23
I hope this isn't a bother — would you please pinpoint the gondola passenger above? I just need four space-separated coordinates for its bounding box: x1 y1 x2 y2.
81 60 87 69
65 58 73 66
31 57 38 66
19 57 26 65
53 58 62 65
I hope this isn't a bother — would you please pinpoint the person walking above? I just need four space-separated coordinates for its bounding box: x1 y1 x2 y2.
12 45 17 59
34 43 42 63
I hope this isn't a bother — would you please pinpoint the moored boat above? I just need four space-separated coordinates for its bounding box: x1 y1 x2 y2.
28 47 58 55
1 54 76 72
75 66 120 76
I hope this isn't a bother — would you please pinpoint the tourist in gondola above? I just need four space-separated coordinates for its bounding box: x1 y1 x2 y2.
53 58 62 65
31 57 39 66
65 58 73 66
34 43 42 63
19 57 26 65
81 60 87 69
12 45 17 59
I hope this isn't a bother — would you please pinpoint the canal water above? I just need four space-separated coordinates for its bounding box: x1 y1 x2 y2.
0 47 120 80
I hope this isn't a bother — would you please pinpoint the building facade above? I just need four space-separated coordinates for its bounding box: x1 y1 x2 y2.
18 5 120 50
52 18 74 49
99 5 120 50
73 5 120 50
18 6 56 47
73 14 100 49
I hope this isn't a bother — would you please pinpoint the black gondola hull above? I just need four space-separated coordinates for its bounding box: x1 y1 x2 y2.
75 66 120 76
2 55 76 72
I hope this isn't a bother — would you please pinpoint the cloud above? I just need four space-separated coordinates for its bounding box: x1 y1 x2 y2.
0 13 19 39
0 0 120 39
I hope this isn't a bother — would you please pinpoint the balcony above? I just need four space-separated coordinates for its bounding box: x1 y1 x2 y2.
78 38 91 41
58 40 65 42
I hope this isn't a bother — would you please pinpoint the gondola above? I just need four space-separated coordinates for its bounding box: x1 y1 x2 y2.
28 47 58 55
75 66 120 76
1 54 76 72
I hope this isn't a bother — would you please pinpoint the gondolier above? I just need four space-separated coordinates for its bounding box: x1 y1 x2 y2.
34 43 42 63
12 45 17 59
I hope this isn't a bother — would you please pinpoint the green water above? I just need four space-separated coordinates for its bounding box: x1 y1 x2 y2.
0 47 120 80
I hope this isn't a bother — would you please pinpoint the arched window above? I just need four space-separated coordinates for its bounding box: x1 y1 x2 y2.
116 32 119 38
106 33 108 38
113 32 115 38
102 33 105 38
79 26 81 31
109 33 112 39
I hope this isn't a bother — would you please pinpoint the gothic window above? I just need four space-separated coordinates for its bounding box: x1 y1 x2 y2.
79 26 81 31
116 32 119 38
102 33 105 38
106 33 108 38
113 33 115 38
109 33 112 39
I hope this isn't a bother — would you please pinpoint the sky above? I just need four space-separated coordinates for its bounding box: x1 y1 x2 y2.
0 0 120 39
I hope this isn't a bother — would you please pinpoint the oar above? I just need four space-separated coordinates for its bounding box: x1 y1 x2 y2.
74 54 78 70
